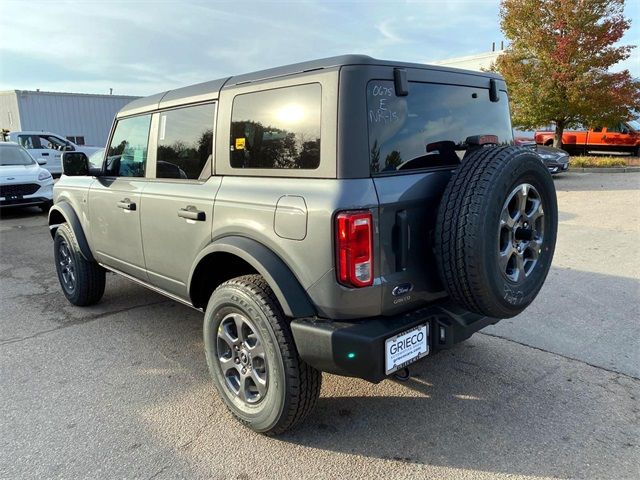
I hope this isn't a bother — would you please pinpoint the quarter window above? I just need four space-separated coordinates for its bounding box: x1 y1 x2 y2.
230 83 321 169
156 103 215 180
105 115 151 177
66 136 85 145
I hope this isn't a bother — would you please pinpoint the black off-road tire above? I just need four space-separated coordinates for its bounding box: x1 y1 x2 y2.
54 223 106 306
435 146 558 318
203 274 322 435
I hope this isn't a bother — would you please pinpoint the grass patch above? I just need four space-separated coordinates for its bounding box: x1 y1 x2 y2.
570 156 629 168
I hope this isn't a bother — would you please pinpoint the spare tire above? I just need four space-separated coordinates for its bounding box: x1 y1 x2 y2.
434 146 558 318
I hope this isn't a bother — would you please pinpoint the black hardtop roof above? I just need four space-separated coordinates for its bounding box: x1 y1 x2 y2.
117 54 503 117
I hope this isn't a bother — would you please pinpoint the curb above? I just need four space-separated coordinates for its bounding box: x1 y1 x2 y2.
568 166 640 173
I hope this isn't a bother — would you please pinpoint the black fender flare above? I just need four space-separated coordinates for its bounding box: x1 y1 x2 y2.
48 202 95 262
189 236 316 318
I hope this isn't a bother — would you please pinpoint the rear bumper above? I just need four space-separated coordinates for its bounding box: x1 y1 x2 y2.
291 301 499 383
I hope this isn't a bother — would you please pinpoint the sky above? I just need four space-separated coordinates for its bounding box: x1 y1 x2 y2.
1 0 638 97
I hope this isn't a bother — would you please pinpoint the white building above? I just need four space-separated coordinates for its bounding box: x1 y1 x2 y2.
0 90 140 147
430 50 503 72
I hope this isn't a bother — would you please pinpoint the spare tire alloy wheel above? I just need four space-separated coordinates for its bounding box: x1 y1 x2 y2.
499 183 544 283
435 146 558 319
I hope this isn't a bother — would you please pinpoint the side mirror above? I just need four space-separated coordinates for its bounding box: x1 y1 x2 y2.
37 159 47 165
62 151 89 176
63 144 75 152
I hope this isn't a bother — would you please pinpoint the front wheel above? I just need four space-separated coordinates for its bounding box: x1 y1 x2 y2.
203 275 321 435
54 224 105 306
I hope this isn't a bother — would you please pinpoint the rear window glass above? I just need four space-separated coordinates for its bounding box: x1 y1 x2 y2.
367 81 513 174
230 83 321 169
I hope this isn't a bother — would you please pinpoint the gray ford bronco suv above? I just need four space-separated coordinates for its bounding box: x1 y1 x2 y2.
50 55 557 435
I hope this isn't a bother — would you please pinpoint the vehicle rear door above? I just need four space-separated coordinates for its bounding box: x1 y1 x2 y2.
366 73 513 316
139 103 220 298
88 114 151 279
604 123 631 150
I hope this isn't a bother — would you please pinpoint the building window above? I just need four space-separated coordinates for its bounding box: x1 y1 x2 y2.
230 83 321 169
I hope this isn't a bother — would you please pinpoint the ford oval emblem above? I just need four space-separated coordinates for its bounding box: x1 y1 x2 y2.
392 283 413 296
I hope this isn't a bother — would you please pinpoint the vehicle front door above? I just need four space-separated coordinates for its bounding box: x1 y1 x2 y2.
88 114 151 280
16 134 51 165
139 103 220 298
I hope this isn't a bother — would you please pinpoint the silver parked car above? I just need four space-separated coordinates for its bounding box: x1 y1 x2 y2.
0 142 53 211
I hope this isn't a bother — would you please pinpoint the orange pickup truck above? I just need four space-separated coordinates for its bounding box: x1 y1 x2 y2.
534 121 640 156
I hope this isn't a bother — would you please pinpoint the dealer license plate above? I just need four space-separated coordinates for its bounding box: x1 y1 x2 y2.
385 324 429 375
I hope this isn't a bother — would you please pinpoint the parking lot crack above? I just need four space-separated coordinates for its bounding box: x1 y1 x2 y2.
479 332 640 381
0 300 170 347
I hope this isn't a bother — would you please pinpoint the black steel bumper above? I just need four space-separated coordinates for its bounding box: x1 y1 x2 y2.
291 301 499 383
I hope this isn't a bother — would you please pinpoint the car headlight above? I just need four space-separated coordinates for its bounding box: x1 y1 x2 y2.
538 153 554 160
38 170 52 181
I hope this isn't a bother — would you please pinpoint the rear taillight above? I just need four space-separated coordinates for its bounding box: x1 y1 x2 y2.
336 211 373 287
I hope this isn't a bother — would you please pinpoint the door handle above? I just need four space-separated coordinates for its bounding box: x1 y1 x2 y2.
178 206 206 221
394 210 409 272
42 153 49 156
117 199 136 211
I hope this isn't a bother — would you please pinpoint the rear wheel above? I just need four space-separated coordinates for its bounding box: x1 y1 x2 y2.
204 274 321 435
435 146 558 318
54 224 105 306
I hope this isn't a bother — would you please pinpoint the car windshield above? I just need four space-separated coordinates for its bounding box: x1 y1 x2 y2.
367 81 513 174
0 146 36 166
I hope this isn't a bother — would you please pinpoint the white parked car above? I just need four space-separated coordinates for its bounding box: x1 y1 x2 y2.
0 142 53 211
7 131 101 177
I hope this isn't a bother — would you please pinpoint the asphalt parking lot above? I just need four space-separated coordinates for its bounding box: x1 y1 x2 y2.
1 172 638 480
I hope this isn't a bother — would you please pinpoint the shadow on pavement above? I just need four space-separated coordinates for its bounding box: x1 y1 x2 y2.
0 206 47 220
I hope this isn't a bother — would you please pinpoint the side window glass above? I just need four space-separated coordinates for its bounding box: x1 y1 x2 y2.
18 135 38 149
41 135 67 150
156 103 215 180
230 83 321 169
105 115 151 177
592 127 603 133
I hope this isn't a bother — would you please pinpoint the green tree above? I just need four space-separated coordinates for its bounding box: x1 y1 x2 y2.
495 0 640 148
384 150 402 170
370 140 381 173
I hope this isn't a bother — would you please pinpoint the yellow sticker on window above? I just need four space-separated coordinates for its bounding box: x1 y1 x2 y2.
235 138 245 150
